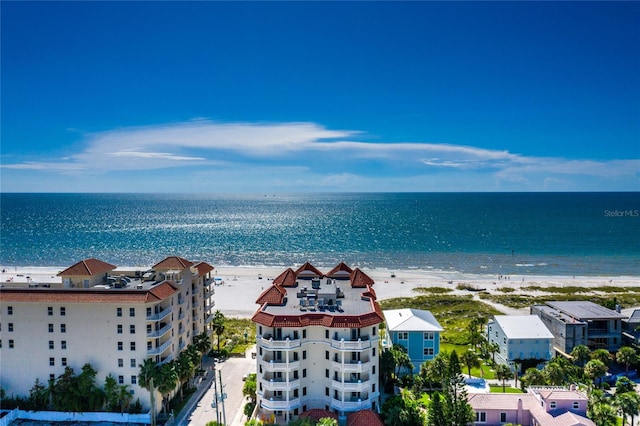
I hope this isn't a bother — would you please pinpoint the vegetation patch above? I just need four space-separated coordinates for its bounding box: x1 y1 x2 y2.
412 287 453 294
479 293 640 310
495 287 516 293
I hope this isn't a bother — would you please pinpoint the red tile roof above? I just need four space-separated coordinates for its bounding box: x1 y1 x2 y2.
273 268 298 287
326 262 353 277
252 309 384 328
299 409 338 421
57 258 117 277
194 261 215 276
350 268 374 288
255 284 286 305
0 282 177 304
347 410 385 426
153 256 194 270
295 262 324 277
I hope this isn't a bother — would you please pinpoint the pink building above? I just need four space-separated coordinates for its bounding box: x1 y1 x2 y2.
467 386 595 426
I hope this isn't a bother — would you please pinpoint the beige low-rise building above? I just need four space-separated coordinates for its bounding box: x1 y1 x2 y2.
0 256 215 414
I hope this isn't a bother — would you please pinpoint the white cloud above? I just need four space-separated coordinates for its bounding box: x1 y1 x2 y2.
2 119 638 191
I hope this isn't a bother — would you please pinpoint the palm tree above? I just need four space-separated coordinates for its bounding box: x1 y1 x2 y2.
156 361 178 414
590 349 612 366
138 358 159 426
103 374 119 411
212 310 226 352
193 332 211 369
488 342 500 365
461 350 480 377
616 346 637 373
175 351 195 400
494 364 512 392
615 391 640 426
584 359 608 388
116 385 133 414
543 362 566 386
570 344 590 367
520 367 546 388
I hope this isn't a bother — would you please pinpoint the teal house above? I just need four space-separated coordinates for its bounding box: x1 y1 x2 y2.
383 308 443 373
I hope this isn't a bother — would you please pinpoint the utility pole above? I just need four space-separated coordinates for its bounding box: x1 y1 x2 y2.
212 367 220 424
219 369 227 425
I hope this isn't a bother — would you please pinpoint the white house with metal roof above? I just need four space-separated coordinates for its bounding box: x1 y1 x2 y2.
487 315 554 371
383 308 443 373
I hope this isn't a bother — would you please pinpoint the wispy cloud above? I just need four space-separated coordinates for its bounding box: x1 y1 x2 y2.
2 120 638 191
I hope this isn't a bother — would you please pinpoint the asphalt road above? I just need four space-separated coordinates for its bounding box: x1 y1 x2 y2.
187 347 257 426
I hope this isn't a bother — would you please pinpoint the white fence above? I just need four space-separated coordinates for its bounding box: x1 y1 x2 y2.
0 408 151 425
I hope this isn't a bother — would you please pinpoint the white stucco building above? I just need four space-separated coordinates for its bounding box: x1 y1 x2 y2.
487 315 554 371
251 262 384 424
0 256 215 414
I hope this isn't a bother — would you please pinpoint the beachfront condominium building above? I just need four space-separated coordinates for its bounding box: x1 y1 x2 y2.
486 315 554 372
0 256 215 414
531 301 625 356
251 262 384 424
382 308 443 374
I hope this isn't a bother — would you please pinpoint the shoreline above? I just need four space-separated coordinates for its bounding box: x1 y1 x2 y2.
2 264 638 319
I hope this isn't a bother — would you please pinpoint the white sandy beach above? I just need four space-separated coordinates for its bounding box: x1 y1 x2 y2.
1 265 638 318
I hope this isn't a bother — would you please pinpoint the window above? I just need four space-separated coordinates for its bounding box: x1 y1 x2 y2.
48 324 54 333
373 326 377 336
131 375 137 384
146 307 152 316
573 401 580 409
130 342 136 351
550 401 557 409
325 351 329 360
60 307 66 316
372 348 376 357
50 374 55 381
325 369 329 378
303 350 307 360
48 307 53 316
424 347 434 356
61 340 67 350
9 340 14 348
424 332 434 340
398 332 408 340
303 387 307 396
372 384 376 393
118 375 124 384
325 387 329 396
147 341 153 350
325 329 329 339
117 325 123 334
372 365 376 375
302 330 307 339
303 369 307 378
8 323 13 332
117 307 122 317
293 389 298 398
500 412 507 422
49 357 55 366
49 340 54 350
118 358 124 367
7 306 13 315
60 324 66 333
129 308 135 317
475 412 486 422
294 370 299 380
131 359 136 368
130 324 135 334
118 341 123 351
61 358 67 366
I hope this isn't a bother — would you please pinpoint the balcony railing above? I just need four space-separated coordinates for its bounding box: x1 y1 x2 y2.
261 378 300 392
330 338 372 351
332 360 370 373
148 339 172 355
332 379 370 392
147 322 172 338
258 336 302 350
260 360 301 372
330 397 372 411
259 396 301 410
147 306 172 322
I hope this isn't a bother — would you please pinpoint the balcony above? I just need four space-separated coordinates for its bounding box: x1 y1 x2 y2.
332 360 370 373
330 338 372 351
332 379 370 392
258 335 301 350
148 339 172 355
147 322 172 338
259 396 301 410
261 378 300 392
147 306 172 322
330 397 372 411
205 314 215 324
260 360 301 372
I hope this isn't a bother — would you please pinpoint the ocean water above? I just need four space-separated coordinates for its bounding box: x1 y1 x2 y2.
0 192 638 276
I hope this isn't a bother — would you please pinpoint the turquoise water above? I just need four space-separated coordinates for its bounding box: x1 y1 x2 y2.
1 192 638 275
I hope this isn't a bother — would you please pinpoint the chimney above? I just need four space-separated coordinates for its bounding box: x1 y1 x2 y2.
517 398 523 424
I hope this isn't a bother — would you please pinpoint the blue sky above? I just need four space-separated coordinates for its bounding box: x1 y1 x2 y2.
2 1 639 192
